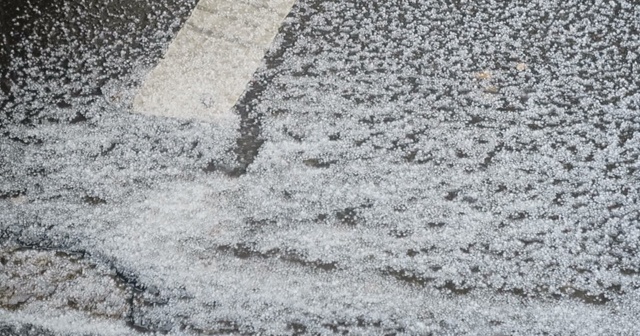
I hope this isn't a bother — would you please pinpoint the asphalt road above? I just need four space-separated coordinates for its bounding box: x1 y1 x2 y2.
1 0 639 335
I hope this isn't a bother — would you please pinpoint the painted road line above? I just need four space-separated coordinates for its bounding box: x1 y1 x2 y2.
133 0 295 122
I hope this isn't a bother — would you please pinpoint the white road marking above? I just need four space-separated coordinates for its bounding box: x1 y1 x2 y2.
133 0 295 122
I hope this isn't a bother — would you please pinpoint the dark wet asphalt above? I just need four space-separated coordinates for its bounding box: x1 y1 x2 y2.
0 0 196 127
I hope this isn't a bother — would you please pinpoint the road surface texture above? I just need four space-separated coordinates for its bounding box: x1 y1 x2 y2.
1 0 639 335
133 0 296 122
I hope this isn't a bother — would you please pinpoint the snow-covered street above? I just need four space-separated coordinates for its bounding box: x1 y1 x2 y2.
1 0 639 334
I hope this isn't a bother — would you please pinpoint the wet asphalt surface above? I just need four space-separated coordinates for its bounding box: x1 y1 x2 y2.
0 0 196 126
1 0 640 335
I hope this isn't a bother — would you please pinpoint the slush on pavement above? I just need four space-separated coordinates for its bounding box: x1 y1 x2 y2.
1 0 639 335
